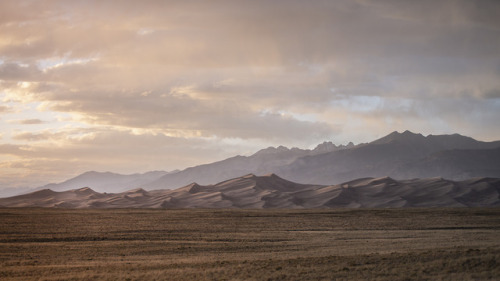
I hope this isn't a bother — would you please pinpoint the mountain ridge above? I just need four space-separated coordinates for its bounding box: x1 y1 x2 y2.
141 138 358 190
36 170 172 194
276 131 500 185
2 130 499 197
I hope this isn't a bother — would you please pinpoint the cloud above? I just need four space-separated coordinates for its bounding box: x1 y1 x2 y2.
0 0 499 188
0 62 42 81
0 127 263 186
483 89 500 99
0 144 30 156
12 131 53 141
0 105 12 114
9 119 45 125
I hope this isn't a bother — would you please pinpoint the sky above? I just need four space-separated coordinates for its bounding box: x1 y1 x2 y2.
1 0 500 189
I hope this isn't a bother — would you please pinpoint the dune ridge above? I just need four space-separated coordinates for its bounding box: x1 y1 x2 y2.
1 174 499 209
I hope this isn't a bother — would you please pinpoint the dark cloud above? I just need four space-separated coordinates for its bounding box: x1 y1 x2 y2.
16 119 45 125
0 62 41 81
483 89 500 99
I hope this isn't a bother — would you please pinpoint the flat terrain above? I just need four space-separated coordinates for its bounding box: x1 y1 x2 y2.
0 208 499 280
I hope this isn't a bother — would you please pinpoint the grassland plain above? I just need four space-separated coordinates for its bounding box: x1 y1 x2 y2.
0 208 499 280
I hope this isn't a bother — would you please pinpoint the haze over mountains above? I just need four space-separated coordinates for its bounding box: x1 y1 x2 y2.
1 130 500 199
40 171 172 194
1 174 498 208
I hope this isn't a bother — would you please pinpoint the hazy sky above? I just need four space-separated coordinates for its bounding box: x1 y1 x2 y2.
1 0 499 188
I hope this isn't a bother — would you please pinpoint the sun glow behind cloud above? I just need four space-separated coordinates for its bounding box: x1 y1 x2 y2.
37 56 100 72
0 0 499 189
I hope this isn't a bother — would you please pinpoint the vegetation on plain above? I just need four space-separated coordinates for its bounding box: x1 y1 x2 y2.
1 208 499 280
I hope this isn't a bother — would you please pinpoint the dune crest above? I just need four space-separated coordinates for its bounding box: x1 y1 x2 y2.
1 174 499 209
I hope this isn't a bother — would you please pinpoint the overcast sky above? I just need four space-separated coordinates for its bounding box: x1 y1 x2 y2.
1 0 499 189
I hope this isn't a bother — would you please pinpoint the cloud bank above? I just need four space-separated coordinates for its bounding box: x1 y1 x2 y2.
1 0 499 188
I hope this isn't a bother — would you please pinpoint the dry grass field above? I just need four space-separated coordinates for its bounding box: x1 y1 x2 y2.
0 208 499 280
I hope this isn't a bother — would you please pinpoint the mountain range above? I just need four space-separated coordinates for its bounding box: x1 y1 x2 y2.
1 174 498 208
2 130 500 198
144 130 500 189
277 131 500 185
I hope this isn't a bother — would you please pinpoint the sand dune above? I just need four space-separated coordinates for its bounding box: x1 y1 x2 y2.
1 174 499 208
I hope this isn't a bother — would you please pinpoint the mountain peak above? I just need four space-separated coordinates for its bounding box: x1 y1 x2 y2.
254 146 290 155
312 141 359 155
402 130 423 137
372 130 425 144
313 141 337 152
392 130 421 137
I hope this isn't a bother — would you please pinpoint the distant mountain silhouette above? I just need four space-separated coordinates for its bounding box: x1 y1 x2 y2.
3 130 499 198
37 171 171 194
276 131 500 185
144 131 500 189
1 174 499 208
142 141 352 190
